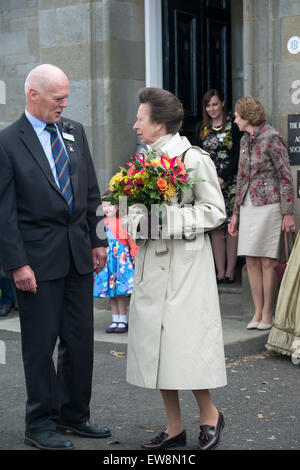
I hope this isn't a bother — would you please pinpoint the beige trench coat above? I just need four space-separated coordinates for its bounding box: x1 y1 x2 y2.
125 133 227 390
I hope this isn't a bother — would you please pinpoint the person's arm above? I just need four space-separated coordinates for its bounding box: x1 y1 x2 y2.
282 214 295 232
0 142 28 270
228 214 239 237
162 149 226 238
127 235 138 258
78 124 108 272
0 142 37 292
267 132 295 216
80 124 108 249
232 136 246 216
219 121 242 181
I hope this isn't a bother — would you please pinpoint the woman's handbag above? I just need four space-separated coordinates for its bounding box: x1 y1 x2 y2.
273 231 296 282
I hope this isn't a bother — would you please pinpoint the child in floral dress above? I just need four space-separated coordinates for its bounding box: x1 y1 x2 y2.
93 199 138 333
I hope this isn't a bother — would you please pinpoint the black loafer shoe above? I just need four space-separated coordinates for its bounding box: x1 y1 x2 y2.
57 421 111 439
24 430 74 450
198 411 225 450
141 430 186 450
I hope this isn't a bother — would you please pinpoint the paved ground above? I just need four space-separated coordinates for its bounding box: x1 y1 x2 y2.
0 288 299 452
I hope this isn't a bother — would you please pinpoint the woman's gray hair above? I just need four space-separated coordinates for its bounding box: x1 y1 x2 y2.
234 96 266 126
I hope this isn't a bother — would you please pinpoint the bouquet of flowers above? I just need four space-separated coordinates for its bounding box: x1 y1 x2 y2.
105 151 201 211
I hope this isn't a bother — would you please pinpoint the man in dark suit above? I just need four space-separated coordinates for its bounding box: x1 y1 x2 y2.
0 64 111 450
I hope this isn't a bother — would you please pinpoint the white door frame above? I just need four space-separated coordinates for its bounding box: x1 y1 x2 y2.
144 0 163 88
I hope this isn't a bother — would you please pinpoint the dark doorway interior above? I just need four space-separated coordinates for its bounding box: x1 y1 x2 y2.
162 0 232 140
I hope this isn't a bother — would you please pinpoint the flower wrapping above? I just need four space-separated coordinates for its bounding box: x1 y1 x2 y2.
105 151 202 211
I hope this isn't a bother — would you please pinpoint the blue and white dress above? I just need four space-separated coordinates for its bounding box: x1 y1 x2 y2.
93 223 135 298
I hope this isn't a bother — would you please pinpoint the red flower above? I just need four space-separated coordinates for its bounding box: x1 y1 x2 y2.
124 185 132 195
127 164 136 177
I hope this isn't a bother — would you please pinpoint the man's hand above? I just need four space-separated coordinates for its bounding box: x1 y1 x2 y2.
13 265 37 294
92 247 107 274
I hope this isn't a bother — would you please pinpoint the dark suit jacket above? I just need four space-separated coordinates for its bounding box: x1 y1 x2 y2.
0 113 107 281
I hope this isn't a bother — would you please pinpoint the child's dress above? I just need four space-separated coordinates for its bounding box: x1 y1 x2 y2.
93 217 138 298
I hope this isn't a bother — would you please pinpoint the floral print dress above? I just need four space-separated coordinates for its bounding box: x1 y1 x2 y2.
200 120 237 223
93 221 135 298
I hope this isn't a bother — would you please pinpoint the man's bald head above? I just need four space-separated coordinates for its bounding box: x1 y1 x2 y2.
25 64 70 123
25 64 69 98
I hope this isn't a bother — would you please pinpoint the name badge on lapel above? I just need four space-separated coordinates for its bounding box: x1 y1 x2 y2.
62 132 75 142
217 132 226 143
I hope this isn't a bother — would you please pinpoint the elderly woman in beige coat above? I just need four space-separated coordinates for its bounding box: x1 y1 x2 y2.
125 88 227 451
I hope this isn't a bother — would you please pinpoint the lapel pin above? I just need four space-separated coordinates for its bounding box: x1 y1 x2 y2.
67 143 75 152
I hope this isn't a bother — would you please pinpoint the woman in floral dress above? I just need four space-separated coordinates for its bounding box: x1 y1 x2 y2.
195 89 242 283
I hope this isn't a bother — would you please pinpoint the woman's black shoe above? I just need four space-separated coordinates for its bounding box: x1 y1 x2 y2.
141 430 186 450
198 411 225 450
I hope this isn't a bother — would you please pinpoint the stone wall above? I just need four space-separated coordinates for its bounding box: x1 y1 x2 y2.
243 0 300 224
0 0 145 192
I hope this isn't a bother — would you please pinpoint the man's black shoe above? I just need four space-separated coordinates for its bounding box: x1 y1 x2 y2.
0 304 13 317
24 430 74 450
57 421 111 438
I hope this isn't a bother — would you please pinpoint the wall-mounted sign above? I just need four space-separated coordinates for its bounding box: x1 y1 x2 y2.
288 114 300 165
287 36 300 55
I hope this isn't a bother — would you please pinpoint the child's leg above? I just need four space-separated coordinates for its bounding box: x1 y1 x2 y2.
110 297 119 317
105 298 119 333
115 295 128 330
116 295 127 316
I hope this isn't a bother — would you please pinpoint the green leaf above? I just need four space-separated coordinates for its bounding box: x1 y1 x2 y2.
189 177 206 183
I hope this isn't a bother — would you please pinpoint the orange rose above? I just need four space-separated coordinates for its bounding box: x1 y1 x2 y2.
157 177 168 193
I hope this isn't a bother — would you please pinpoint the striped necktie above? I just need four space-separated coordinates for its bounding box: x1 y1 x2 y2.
45 123 74 214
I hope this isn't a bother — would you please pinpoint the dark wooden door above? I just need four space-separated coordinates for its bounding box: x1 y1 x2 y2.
162 0 232 140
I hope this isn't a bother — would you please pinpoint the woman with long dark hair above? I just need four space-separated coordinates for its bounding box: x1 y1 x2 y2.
194 89 242 283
